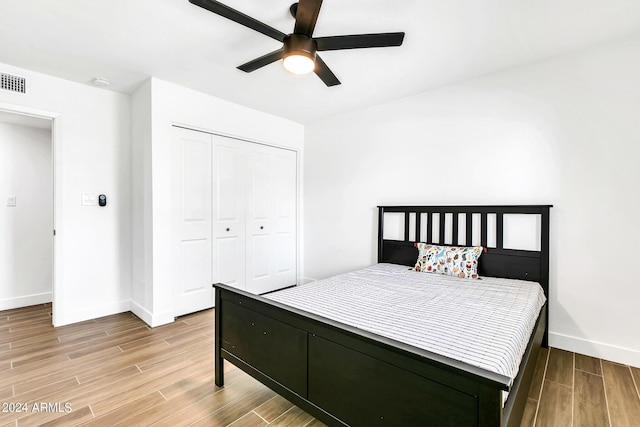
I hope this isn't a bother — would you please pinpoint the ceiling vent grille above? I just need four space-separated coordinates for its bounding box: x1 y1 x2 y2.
1 73 27 94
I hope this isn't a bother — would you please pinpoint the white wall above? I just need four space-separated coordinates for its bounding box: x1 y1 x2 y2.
0 123 52 309
0 62 131 326
304 35 640 367
130 79 153 318
131 77 304 326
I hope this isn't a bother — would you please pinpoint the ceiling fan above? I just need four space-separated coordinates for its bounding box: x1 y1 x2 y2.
188 0 405 86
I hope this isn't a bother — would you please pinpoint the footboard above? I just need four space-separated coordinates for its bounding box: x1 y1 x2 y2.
214 283 545 427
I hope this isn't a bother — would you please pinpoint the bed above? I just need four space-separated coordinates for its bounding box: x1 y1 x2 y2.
213 205 551 426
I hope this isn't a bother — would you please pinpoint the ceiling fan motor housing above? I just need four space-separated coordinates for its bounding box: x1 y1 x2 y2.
284 34 317 60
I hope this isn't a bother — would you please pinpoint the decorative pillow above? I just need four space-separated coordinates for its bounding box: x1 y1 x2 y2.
414 243 483 279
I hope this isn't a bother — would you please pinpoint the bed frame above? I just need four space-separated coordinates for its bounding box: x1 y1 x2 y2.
213 205 551 426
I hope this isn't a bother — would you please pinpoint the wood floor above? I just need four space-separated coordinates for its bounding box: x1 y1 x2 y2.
522 347 640 427
0 304 638 426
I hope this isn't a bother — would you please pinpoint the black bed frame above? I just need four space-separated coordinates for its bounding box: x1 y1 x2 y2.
213 205 551 426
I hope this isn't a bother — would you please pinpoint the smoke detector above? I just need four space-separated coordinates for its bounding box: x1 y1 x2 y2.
92 77 111 87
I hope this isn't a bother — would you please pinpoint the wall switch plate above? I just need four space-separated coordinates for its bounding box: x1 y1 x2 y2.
81 193 97 206
6 196 16 207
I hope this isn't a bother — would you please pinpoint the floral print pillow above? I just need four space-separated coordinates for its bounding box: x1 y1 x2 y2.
413 243 483 279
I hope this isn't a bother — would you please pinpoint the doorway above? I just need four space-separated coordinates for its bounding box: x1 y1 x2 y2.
0 109 55 318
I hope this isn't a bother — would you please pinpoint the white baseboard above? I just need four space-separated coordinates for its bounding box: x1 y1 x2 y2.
2 296 177 328
130 300 174 328
0 292 52 310
129 300 153 326
549 331 640 368
52 300 131 327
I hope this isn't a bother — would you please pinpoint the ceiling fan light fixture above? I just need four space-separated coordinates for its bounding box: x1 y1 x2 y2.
283 53 315 74
283 34 316 75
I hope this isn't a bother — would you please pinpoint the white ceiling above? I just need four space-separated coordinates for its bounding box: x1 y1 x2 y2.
1 0 640 124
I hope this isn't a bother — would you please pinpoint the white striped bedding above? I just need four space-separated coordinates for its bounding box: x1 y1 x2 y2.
264 263 546 383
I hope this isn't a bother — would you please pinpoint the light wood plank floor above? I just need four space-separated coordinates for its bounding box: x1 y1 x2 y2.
1 304 639 426
522 347 640 427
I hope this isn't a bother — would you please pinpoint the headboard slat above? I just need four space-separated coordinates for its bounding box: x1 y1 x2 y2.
481 212 488 247
438 213 446 245
496 212 504 250
415 212 422 242
404 212 411 242
452 212 459 245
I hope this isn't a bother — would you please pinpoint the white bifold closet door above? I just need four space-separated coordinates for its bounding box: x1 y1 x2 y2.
244 143 297 294
212 138 246 291
172 128 214 318
173 127 297 317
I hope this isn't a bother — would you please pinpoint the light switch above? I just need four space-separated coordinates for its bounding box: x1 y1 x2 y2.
6 196 16 207
81 193 97 206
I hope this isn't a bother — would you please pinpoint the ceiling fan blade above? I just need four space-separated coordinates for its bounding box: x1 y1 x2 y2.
293 0 323 37
314 54 340 87
237 49 284 73
316 32 405 51
189 0 287 42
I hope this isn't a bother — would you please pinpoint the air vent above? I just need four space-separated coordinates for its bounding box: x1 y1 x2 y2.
1 73 27 94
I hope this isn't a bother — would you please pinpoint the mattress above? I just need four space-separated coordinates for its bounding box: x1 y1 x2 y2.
264 263 546 384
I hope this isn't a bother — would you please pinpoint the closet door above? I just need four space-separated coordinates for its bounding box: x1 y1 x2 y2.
171 128 213 317
271 148 297 287
245 144 297 294
211 135 246 290
172 128 297 316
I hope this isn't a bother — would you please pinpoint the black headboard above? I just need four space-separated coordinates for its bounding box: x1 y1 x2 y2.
377 205 551 300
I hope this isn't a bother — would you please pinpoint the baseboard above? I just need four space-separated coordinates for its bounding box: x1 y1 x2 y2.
549 331 640 368
0 292 52 310
52 300 131 327
130 300 174 328
33 298 175 328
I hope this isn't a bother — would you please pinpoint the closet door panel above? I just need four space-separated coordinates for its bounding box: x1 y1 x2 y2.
215 237 243 287
275 232 296 275
250 235 270 279
172 128 213 317
212 138 246 290
246 146 274 293
214 144 243 223
272 150 297 281
181 240 209 292
246 145 297 294
250 151 271 219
